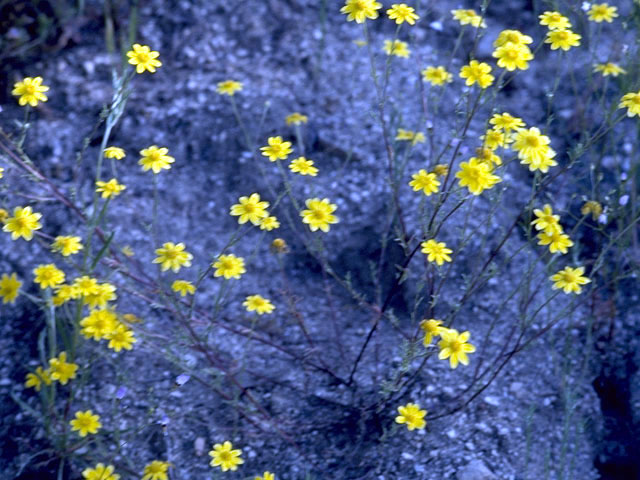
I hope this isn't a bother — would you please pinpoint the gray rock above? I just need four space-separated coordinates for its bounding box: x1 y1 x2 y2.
457 460 497 480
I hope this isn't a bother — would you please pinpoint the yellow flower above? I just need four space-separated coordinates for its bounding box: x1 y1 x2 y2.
259 216 280 231
153 242 193 272
270 238 289 254
472 147 502 168
80 309 118 340
481 128 510 150
438 329 476 368
420 239 452 265
619 90 640 117
286 112 308 125
581 200 603 220
255 472 275 480
409 169 440 196
95 178 126 198
0 273 22 304
209 441 244 472
24 366 52 391
451 9 486 28
594 63 626 77
49 352 78 385
492 43 533 71
142 461 171 480
537 230 574 254
260 136 293 161
139 145 175 173
420 318 445 346
82 463 119 480
386 3 419 25
550 266 590 294
539 11 571 30
3 206 42 241
341 0 382 23
383 39 410 58
12 76 49 107
213 254 246 280
493 29 533 48
230 193 270 225
289 157 318 176
103 146 126 159
0 208 8 223
51 235 83 256
512 127 557 172
216 80 243 96
395 403 427 430
82 282 117 309
545 29 581 51
243 294 275 315
531 204 562 235
70 410 102 437
455 158 502 195
33 264 65 290
73 276 100 296
459 60 494 89
489 112 524 132
421 66 453 86
53 284 79 306
301 198 339 232
126 44 161 73
588 3 618 23
106 323 137 352
433 164 449 177
172 280 195 296
122 245 135 257
395 129 425 145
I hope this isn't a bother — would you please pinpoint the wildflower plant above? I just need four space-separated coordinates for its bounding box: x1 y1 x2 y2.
3 0 640 478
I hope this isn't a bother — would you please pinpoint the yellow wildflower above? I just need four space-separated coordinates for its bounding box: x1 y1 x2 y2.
421 66 453 86
142 461 171 480
24 366 52 391
82 463 119 480
395 403 427 430
260 136 293 161
243 295 275 315
49 352 78 385
70 410 102 437
103 146 126 159
459 60 494 88
451 9 486 28
230 193 270 225
286 112 308 125
139 145 175 173
619 90 640 117
420 318 444 345
301 198 339 232
95 178 126 198
0 273 22 304
341 0 382 23
3 206 42 241
259 216 280 231
216 80 243 96
213 254 246 280
106 323 137 352
51 235 83 256
581 200 603 220
33 264 65 290
588 3 618 23
545 29 581 51
420 239 452 265
153 242 193 272
209 441 244 472
126 44 161 73
455 158 502 195
438 329 476 368
383 39 410 58
550 266 590 294
289 157 318 176
386 4 419 25
539 11 571 30
172 280 195 296
594 63 626 77
409 169 440 196
12 76 49 107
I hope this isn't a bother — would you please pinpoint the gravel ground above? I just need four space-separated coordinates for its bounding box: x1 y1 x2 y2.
2 1 639 479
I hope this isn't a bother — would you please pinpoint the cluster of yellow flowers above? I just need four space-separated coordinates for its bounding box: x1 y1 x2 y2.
80 460 172 480
420 319 476 368
531 204 573 255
